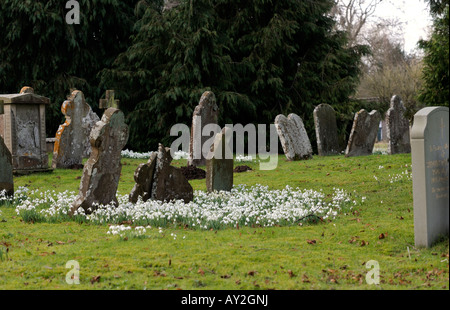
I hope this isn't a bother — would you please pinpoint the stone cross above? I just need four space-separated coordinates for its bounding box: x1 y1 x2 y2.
345 109 381 157
206 127 234 192
189 91 219 166
313 104 340 156
0 135 14 197
52 90 100 169
386 95 411 155
70 108 129 215
99 90 120 110
411 107 449 248
275 113 313 161
129 144 193 204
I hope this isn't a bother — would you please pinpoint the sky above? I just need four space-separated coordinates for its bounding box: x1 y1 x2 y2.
371 0 433 53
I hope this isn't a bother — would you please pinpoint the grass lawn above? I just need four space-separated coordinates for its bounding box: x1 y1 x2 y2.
0 149 448 291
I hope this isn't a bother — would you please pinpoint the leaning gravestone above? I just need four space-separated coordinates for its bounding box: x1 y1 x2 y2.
0 87 50 174
0 135 14 196
411 107 449 248
345 109 381 157
52 90 99 169
275 113 313 161
129 144 193 204
70 108 129 215
188 91 219 167
386 95 411 155
206 127 234 192
313 104 340 156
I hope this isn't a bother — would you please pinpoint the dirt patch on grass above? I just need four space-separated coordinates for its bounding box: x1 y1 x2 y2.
180 165 206 180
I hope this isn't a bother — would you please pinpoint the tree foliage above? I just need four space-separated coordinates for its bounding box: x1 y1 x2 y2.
418 0 449 107
101 0 367 152
0 0 138 136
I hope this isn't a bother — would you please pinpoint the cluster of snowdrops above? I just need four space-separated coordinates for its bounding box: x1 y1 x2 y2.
1 184 363 234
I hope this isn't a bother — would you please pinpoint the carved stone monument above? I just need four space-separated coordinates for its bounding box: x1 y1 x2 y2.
345 109 381 157
70 108 129 215
129 144 193 204
99 90 120 110
386 95 411 155
0 87 50 173
411 106 449 248
275 113 313 161
188 91 219 166
206 127 234 192
0 135 14 196
313 104 340 156
52 90 99 169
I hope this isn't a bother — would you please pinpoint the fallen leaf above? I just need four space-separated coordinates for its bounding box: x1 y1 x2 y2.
198 269 205 276
302 274 310 283
288 270 296 278
56 241 65 245
306 239 317 245
221 274 231 279
379 233 386 239
90 275 101 284
247 270 256 276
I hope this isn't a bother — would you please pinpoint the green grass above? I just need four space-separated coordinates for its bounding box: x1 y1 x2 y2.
0 152 448 290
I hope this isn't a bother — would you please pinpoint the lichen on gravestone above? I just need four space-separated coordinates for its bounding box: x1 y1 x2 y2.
70 108 128 215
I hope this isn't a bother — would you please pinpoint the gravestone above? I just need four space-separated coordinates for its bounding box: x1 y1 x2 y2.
129 144 193 204
313 104 340 156
0 136 14 196
206 127 234 192
70 108 129 215
275 113 313 161
386 95 411 155
345 109 381 157
0 87 50 173
188 91 219 166
163 0 180 10
52 90 100 169
411 107 449 248
99 90 120 110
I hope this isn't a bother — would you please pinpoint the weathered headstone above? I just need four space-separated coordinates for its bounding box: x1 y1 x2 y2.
411 107 449 248
0 87 50 173
313 104 340 156
188 91 219 166
129 144 193 204
345 109 381 157
206 127 234 192
386 95 411 155
163 0 180 10
70 108 129 215
99 90 120 110
0 136 14 196
52 90 100 169
275 113 313 161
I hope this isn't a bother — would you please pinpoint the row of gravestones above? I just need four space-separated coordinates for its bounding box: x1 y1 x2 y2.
275 95 412 161
0 88 231 215
1 89 448 248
